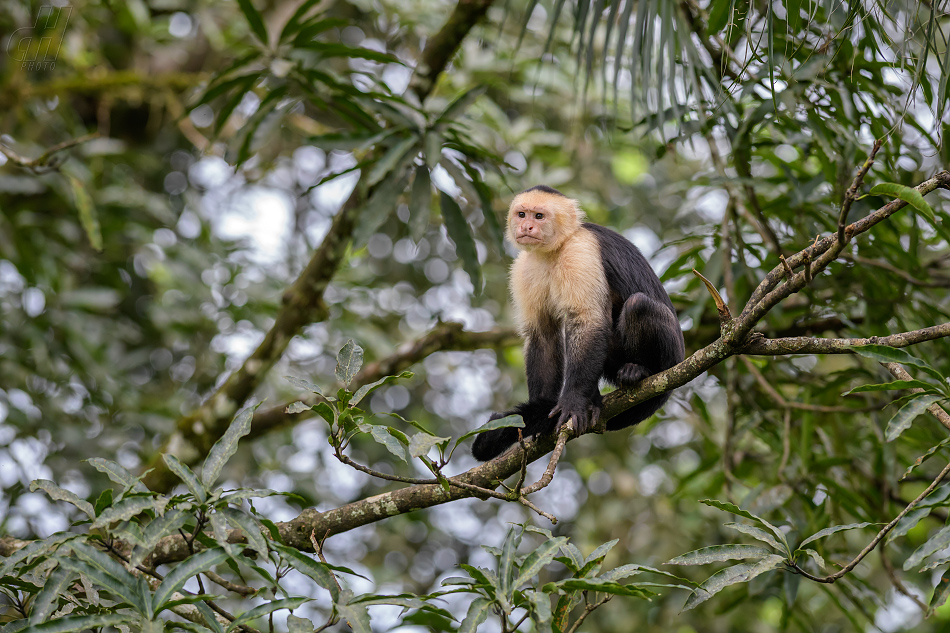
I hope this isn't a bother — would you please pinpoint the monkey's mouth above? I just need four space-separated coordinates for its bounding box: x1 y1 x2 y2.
516 235 541 244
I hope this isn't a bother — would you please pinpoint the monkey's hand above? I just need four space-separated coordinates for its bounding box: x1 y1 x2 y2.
549 395 601 436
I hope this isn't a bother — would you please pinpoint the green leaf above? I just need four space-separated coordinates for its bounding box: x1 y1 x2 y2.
132 509 191 567
905 525 950 570
14 614 130 633
885 394 946 442
513 537 567 588
723 523 785 553
86 458 148 493
201 404 258 488
842 379 939 396
701 500 788 552
459 597 492 633
0 533 74 577
366 135 419 188
440 192 482 293
29 480 94 518
163 454 207 503
217 507 268 556
286 614 314 633
869 183 936 223
902 437 950 481
435 86 486 125
585 539 619 565
525 590 552 630
272 542 340 602
799 522 877 548
408 165 431 241
227 597 310 631
932 567 950 610
285 401 312 414
667 544 775 566
28 564 73 624
545 578 656 599
498 528 519 598
365 425 407 462
64 173 102 251
682 556 787 611
408 432 450 458
336 340 364 386
352 371 413 406
796 548 825 569
280 5 343 42
850 344 947 383
152 548 229 614
284 376 324 395
91 496 157 529
56 556 149 617
454 415 524 446
424 130 442 169
237 0 269 46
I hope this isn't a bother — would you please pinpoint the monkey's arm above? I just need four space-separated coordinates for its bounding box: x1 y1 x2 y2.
549 313 610 435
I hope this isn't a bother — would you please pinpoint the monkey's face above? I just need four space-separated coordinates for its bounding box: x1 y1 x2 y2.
509 205 554 250
506 189 582 252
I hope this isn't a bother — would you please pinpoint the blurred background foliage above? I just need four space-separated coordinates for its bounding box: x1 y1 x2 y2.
4 0 950 630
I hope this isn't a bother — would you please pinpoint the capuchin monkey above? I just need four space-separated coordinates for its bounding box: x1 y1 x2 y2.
471 185 685 461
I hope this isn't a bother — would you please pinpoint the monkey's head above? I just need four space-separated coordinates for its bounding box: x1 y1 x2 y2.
507 185 583 253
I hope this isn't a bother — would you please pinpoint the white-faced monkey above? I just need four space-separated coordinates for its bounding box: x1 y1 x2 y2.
471 185 685 461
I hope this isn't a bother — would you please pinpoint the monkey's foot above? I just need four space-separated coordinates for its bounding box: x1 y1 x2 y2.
616 363 651 386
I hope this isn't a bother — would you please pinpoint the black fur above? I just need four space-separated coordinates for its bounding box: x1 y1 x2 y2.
522 184 566 197
471 222 685 461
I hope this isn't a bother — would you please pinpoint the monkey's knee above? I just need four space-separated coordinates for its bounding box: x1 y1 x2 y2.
616 362 651 386
618 293 684 369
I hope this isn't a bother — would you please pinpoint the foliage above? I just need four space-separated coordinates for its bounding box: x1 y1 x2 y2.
4 0 950 631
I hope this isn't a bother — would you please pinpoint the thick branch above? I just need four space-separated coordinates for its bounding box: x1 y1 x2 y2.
143 0 497 491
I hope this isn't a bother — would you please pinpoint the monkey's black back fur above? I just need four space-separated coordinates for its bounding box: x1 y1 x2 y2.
471 222 685 461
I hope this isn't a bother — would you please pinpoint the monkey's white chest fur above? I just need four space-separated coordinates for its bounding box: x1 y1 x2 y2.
509 227 610 331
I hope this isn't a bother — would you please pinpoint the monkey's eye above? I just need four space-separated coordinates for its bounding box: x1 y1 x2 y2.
535 213 544 220
517 211 525 218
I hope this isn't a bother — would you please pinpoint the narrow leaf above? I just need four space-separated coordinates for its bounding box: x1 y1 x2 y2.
152 548 229 613
85 458 148 493
440 192 482 292
932 567 950 610
885 394 946 442
905 525 950 570
15 614 129 633
667 544 774 566
284 376 324 395
272 543 340 602
65 174 102 251
227 597 310 631
91 496 156 529
163 454 207 503
408 165 431 241
514 537 567 588
29 480 94 518
870 183 936 222
850 344 946 383
799 522 876 548
201 404 258 488
723 523 785 553
842 380 938 396
366 425 407 462
237 0 269 46
351 371 413 406
459 597 492 633
701 500 788 551
683 556 786 610
29 565 73 624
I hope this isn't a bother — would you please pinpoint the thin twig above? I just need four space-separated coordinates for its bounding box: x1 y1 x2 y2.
838 139 883 245
693 268 732 325
780 255 794 280
0 132 100 173
205 570 256 596
522 423 573 495
565 594 612 633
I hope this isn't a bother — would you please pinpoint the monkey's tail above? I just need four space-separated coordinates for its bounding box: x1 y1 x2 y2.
605 392 671 431
471 400 556 461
